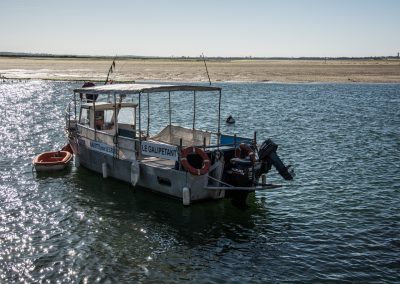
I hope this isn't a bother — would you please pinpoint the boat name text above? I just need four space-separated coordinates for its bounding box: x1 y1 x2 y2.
90 141 115 156
141 141 178 161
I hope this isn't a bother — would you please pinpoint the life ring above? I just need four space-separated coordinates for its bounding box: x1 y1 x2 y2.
235 143 256 164
181 147 210 176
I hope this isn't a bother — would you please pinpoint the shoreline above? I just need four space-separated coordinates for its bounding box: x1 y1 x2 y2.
2 77 400 85
1 57 399 83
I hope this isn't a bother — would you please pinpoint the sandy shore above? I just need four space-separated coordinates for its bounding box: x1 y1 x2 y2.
0 57 399 83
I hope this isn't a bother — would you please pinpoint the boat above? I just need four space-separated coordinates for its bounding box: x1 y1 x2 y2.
33 151 73 171
65 83 294 206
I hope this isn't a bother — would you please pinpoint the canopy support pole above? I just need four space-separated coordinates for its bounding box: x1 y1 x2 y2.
93 98 96 140
147 93 150 137
74 93 77 121
138 92 142 160
168 91 172 142
114 93 118 159
193 90 196 130
217 89 222 148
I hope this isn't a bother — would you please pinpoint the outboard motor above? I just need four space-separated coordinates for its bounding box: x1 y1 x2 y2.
258 139 294 180
225 140 294 207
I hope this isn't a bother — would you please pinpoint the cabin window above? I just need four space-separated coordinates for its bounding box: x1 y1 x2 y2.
95 111 104 130
104 110 114 129
118 108 135 125
94 110 114 130
79 108 90 126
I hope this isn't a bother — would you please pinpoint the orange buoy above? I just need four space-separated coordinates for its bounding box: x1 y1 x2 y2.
181 147 210 176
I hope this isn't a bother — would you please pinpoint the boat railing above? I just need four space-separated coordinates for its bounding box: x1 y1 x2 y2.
77 124 137 160
65 99 79 132
77 122 255 164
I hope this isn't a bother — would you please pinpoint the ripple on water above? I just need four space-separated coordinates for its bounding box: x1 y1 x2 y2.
0 81 399 282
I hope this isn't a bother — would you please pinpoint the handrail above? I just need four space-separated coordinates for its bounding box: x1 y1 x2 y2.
77 123 143 142
77 124 244 149
65 99 76 131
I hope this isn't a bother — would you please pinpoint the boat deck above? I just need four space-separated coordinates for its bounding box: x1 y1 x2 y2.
140 156 176 169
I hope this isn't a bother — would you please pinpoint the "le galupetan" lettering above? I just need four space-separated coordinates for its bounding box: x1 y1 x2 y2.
141 141 178 161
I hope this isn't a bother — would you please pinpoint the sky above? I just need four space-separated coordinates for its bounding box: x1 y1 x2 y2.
1 0 399 57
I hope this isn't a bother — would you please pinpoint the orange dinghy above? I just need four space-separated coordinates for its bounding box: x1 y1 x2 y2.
33 151 73 171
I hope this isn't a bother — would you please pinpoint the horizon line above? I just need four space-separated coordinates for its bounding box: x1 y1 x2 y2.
1 51 399 60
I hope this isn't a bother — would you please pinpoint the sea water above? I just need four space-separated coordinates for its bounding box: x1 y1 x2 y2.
0 80 399 283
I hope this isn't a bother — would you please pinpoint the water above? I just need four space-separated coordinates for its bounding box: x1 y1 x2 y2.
0 80 399 283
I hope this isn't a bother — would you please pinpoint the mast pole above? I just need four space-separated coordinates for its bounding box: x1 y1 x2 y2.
202 53 211 85
105 56 116 85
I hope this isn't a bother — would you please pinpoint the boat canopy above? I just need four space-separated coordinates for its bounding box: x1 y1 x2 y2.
74 83 221 95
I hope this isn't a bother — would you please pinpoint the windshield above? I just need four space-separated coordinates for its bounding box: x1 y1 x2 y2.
118 107 135 125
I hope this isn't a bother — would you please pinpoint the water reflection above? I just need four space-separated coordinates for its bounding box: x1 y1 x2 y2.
68 166 272 245
30 163 281 282
57 167 291 282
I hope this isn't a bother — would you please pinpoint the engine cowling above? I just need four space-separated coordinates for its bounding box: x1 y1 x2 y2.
258 139 294 180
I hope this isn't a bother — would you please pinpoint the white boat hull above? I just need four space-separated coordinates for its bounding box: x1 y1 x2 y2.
74 140 225 202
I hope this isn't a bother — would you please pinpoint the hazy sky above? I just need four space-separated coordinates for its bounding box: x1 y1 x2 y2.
1 0 399 57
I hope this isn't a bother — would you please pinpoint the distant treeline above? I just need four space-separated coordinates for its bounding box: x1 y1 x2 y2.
0 52 399 61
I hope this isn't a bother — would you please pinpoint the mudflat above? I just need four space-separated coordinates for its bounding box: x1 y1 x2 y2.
0 56 399 83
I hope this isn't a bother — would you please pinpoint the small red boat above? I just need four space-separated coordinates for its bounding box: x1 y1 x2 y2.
33 151 73 171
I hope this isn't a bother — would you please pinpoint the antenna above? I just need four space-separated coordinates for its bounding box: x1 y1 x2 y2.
202 53 211 85
105 56 117 85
